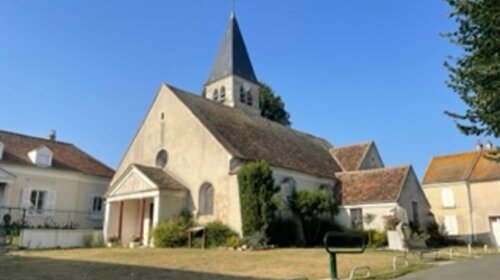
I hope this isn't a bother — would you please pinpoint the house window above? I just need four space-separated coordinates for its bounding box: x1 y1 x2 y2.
160 112 165 121
199 183 214 215
350 208 363 229
444 215 458 235
281 177 297 203
412 201 419 225
92 197 103 213
220 86 226 101
213 89 219 101
441 188 455 208
30 190 47 213
155 149 168 168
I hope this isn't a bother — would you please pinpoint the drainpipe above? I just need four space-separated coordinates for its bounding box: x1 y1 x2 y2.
466 182 476 243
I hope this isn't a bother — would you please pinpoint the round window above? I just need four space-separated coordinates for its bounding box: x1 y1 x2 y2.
155 150 168 168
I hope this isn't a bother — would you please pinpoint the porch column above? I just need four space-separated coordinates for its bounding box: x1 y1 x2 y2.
138 198 145 240
153 196 161 228
117 201 124 239
103 201 111 242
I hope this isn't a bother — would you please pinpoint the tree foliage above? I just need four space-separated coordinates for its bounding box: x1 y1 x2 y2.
288 189 339 246
259 82 291 126
237 160 280 237
443 0 500 155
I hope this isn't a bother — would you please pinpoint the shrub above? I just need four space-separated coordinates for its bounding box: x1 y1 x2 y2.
243 231 268 249
268 216 299 247
153 213 193 248
225 235 242 248
238 161 280 237
204 221 238 248
83 233 94 248
366 230 387 248
384 215 401 230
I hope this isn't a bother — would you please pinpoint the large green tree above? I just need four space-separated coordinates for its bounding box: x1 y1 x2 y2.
237 160 280 237
443 0 500 155
259 82 292 126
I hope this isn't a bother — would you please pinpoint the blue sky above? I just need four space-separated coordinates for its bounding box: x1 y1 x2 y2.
0 1 488 178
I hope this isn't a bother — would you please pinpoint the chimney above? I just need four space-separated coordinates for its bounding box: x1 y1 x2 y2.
476 140 483 151
47 130 56 141
485 140 494 150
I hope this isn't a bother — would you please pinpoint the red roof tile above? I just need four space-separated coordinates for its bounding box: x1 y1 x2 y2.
0 130 114 178
336 166 410 204
330 142 372 171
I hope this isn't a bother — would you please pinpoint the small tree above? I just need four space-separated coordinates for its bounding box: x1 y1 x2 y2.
237 160 280 237
288 189 339 246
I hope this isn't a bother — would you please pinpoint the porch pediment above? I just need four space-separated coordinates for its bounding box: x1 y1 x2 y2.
106 164 187 199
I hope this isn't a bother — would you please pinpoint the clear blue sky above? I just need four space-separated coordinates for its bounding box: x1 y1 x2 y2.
0 1 489 178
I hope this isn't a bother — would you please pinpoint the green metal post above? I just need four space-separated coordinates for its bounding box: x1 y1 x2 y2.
329 252 337 280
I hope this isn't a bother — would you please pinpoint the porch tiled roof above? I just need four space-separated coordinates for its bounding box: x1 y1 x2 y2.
336 165 410 204
133 164 187 191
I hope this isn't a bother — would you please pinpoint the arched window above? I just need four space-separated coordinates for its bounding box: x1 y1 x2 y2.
246 90 253 106
155 149 168 168
199 183 214 215
220 86 226 101
213 89 219 101
239 86 246 103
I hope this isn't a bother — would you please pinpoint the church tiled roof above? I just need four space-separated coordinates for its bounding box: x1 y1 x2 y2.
206 14 258 84
423 150 500 184
330 142 372 171
336 165 411 204
168 84 341 179
0 130 114 178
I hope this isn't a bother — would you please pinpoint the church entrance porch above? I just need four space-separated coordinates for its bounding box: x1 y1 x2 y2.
104 164 188 247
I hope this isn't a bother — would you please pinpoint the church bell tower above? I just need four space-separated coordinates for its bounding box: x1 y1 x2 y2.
204 13 261 114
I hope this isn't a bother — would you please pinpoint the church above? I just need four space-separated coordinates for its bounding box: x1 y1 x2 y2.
103 13 430 245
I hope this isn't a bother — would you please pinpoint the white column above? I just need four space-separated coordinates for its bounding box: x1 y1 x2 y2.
103 201 111 242
153 195 161 228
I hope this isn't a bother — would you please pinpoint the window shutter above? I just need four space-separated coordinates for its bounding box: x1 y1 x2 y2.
441 188 455 208
20 188 31 209
46 190 56 215
444 215 458 235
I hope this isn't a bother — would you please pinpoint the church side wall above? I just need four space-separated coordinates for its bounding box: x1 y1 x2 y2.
397 169 431 230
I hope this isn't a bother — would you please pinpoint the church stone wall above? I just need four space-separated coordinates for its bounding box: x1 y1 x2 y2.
112 85 242 233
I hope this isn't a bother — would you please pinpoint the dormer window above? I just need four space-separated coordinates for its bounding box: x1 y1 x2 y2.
213 89 219 102
220 86 226 102
28 146 53 167
0 142 4 160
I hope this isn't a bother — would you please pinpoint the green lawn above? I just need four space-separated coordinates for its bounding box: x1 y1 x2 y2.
0 247 441 280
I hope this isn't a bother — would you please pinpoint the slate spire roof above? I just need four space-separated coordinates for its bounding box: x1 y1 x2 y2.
206 13 258 84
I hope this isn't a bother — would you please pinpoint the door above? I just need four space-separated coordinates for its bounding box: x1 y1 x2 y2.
491 217 500 247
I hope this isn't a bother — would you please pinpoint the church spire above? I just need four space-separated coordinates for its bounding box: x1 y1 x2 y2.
206 14 258 84
204 13 261 115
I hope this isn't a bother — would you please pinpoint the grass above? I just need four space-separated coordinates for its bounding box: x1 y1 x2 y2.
0 247 435 280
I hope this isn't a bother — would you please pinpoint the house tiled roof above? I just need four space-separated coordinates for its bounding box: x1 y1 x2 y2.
423 150 500 184
133 164 186 191
330 142 372 171
336 166 410 204
0 130 114 178
168 84 342 179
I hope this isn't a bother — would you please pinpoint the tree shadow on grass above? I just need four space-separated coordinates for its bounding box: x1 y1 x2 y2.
0 255 272 280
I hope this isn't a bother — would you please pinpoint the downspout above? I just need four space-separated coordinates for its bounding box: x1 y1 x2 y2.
465 181 476 243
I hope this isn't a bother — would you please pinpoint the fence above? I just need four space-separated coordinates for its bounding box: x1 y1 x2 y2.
0 206 103 231
20 229 103 249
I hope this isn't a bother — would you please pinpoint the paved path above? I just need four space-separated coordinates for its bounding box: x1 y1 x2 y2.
399 255 500 280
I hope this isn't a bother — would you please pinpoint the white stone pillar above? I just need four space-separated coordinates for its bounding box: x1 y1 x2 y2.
103 201 111 242
153 195 161 228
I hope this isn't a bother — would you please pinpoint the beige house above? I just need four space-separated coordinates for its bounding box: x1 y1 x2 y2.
332 142 430 231
104 14 430 246
423 143 500 246
0 130 114 229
